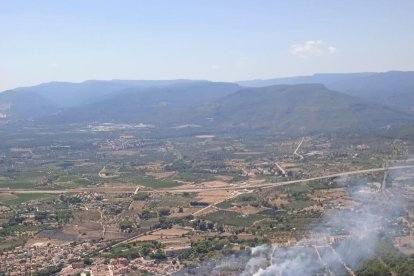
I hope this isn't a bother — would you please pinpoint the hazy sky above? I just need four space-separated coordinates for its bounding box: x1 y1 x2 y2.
1 0 414 90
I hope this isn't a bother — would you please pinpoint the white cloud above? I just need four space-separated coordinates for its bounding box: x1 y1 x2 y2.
290 40 336 58
48 63 58 68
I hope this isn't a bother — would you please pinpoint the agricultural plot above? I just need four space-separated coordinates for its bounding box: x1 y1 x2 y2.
201 210 265 227
0 193 56 205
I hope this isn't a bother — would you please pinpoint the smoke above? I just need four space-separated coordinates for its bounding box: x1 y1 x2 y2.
177 164 412 276
241 190 385 275
240 166 410 276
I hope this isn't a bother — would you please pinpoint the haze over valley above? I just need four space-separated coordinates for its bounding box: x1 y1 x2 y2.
2 1 414 275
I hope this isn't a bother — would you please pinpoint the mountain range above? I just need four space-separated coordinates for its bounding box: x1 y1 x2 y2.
239 71 414 114
1 71 413 135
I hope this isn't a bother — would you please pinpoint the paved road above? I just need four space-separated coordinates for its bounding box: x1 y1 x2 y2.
160 165 414 193
2 165 414 194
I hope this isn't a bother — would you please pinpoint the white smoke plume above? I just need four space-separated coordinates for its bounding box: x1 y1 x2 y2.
241 165 410 276
177 164 412 275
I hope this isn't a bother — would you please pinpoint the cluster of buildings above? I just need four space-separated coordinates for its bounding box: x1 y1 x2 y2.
61 257 180 276
0 238 184 275
0 241 98 275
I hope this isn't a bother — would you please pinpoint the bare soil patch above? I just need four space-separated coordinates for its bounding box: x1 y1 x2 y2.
215 175 233 181
37 229 78 242
74 210 101 222
129 200 146 211
269 196 289 207
196 190 231 203
197 180 230 189
396 236 414 255
63 222 103 241
301 205 324 212
27 238 70 247
310 188 347 202
136 227 191 242
0 193 17 201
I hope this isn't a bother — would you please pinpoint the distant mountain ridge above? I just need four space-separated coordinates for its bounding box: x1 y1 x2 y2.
52 82 241 124
238 71 414 113
237 72 375 87
195 84 412 135
328 71 414 113
9 79 205 108
1 72 413 135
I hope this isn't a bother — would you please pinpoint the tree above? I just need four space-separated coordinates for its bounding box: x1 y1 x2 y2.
140 210 157 220
133 192 150 201
34 212 48 222
150 249 166 260
158 208 171 217
119 220 133 230
83 258 93 266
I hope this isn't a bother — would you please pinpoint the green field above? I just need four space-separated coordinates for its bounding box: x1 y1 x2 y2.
0 180 36 189
0 193 57 205
133 176 181 188
201 210 265 227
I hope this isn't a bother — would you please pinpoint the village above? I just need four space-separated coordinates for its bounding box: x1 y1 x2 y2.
0 125 413 275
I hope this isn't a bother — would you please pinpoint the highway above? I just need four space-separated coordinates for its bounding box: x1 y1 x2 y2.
161 164 414 193
2 165 414 195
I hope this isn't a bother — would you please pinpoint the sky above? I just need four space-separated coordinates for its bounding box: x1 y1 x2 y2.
1 0 414 91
